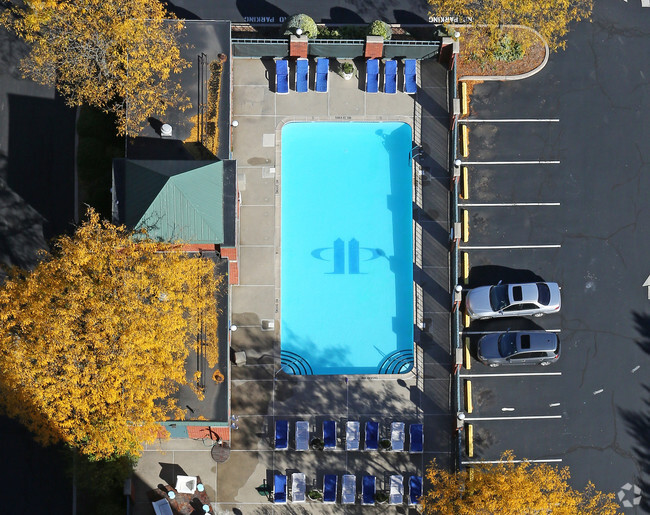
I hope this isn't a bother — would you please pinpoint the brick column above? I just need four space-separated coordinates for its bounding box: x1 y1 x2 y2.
289 35 308 58
439 36 454 65
364 35 384 59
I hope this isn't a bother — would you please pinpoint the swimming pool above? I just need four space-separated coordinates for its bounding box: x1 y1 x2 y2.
280 122 414 375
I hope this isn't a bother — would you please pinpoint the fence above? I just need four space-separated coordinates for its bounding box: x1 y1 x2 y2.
232 38 440 59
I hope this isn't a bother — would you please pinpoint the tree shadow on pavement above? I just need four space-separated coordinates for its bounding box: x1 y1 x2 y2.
619 311 650 511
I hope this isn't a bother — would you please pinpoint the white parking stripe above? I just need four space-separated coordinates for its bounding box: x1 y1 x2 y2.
461 202 560 207
460 244 562 250
462 458 563 465
465 415 562 421
463 119 560 123
462 160 560 165
460 372 561 377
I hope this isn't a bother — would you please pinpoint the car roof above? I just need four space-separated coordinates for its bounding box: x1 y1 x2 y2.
509 283 540 303
515 332 558 352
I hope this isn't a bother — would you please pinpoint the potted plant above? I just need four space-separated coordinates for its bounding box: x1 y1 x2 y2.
310 437 325 450
307 489 322 501
375 491 389 504
341 61 355 80
379 438 392 450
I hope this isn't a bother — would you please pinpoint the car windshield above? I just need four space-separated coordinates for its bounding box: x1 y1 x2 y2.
498 333 517 357
537 283 551 305
489 285 509 311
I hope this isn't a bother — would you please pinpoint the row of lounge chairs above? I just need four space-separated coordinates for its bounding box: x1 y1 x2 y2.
273 472 422 505
274 420 423 452
275 58 417 94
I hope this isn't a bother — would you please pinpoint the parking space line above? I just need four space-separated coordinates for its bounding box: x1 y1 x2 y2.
461 202 560 207
463 330 561 334
462 160 560 165
462 119 560 123
459 244 561 250
461 458 563 465
460 372 561 377
465 415 562 421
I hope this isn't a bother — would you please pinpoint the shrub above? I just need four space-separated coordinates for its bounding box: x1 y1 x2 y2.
212 370 225 384
341 62 354 74
339 25 367 39
317 26 341 39
282 14 318 38
367 20 392 41
492 33 524 62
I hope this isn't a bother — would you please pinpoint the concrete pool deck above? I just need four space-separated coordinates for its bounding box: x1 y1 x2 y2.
132 57 452 514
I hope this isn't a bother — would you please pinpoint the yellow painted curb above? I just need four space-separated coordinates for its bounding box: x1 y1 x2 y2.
461 166 468 199
462 251 469 285
464 336 471 370
467 424 474 457
461 125 469 157
465 379 473 413
464 313 470 328
461 209 469 243
461 82 468 115
468 467 474 481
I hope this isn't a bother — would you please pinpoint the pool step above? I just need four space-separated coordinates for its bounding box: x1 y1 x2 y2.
378 349 414 374
280 351 314 375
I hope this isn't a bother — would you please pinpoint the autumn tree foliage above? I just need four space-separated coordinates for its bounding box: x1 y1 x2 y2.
422 452 619 514
0 0 190 136
428 0 592 52
0 210 220 459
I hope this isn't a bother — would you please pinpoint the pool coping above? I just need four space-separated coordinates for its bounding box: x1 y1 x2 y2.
274 115 420 380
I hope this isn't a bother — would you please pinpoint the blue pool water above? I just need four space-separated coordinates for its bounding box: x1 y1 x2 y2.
281 122 414 375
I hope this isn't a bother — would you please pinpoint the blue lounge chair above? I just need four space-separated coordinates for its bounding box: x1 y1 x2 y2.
275 420 288 449
365 420 379 450
295 420 309 451
323 420 336 449
366 59 379 93
274 474 287 503
323 474 338 504
346 421 360 450
384 59 397 94
409 476 422 506
292 473 306 503
275 59 289 94
342 474 356 504
362 475 376 505
409 423 423 453
316 58 329 92
296 58 308 93
391 421 405 451
404 59 417 94
390 475 403 505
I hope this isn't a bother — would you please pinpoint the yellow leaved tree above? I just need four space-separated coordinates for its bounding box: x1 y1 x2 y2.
428 0 592 52
0 210 220 459
0 0 190 136
422 452 619 514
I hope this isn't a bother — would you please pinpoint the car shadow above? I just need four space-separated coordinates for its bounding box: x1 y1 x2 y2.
466 265 545 289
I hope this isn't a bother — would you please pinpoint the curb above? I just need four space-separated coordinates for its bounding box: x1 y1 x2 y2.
456 24 550 82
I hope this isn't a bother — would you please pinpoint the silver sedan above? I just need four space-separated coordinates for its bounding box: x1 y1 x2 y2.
465 281 561 320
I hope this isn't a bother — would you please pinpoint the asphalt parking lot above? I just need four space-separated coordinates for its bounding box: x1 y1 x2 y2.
457 1 650 511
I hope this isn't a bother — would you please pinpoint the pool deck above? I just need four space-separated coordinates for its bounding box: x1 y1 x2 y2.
132 57 452 514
